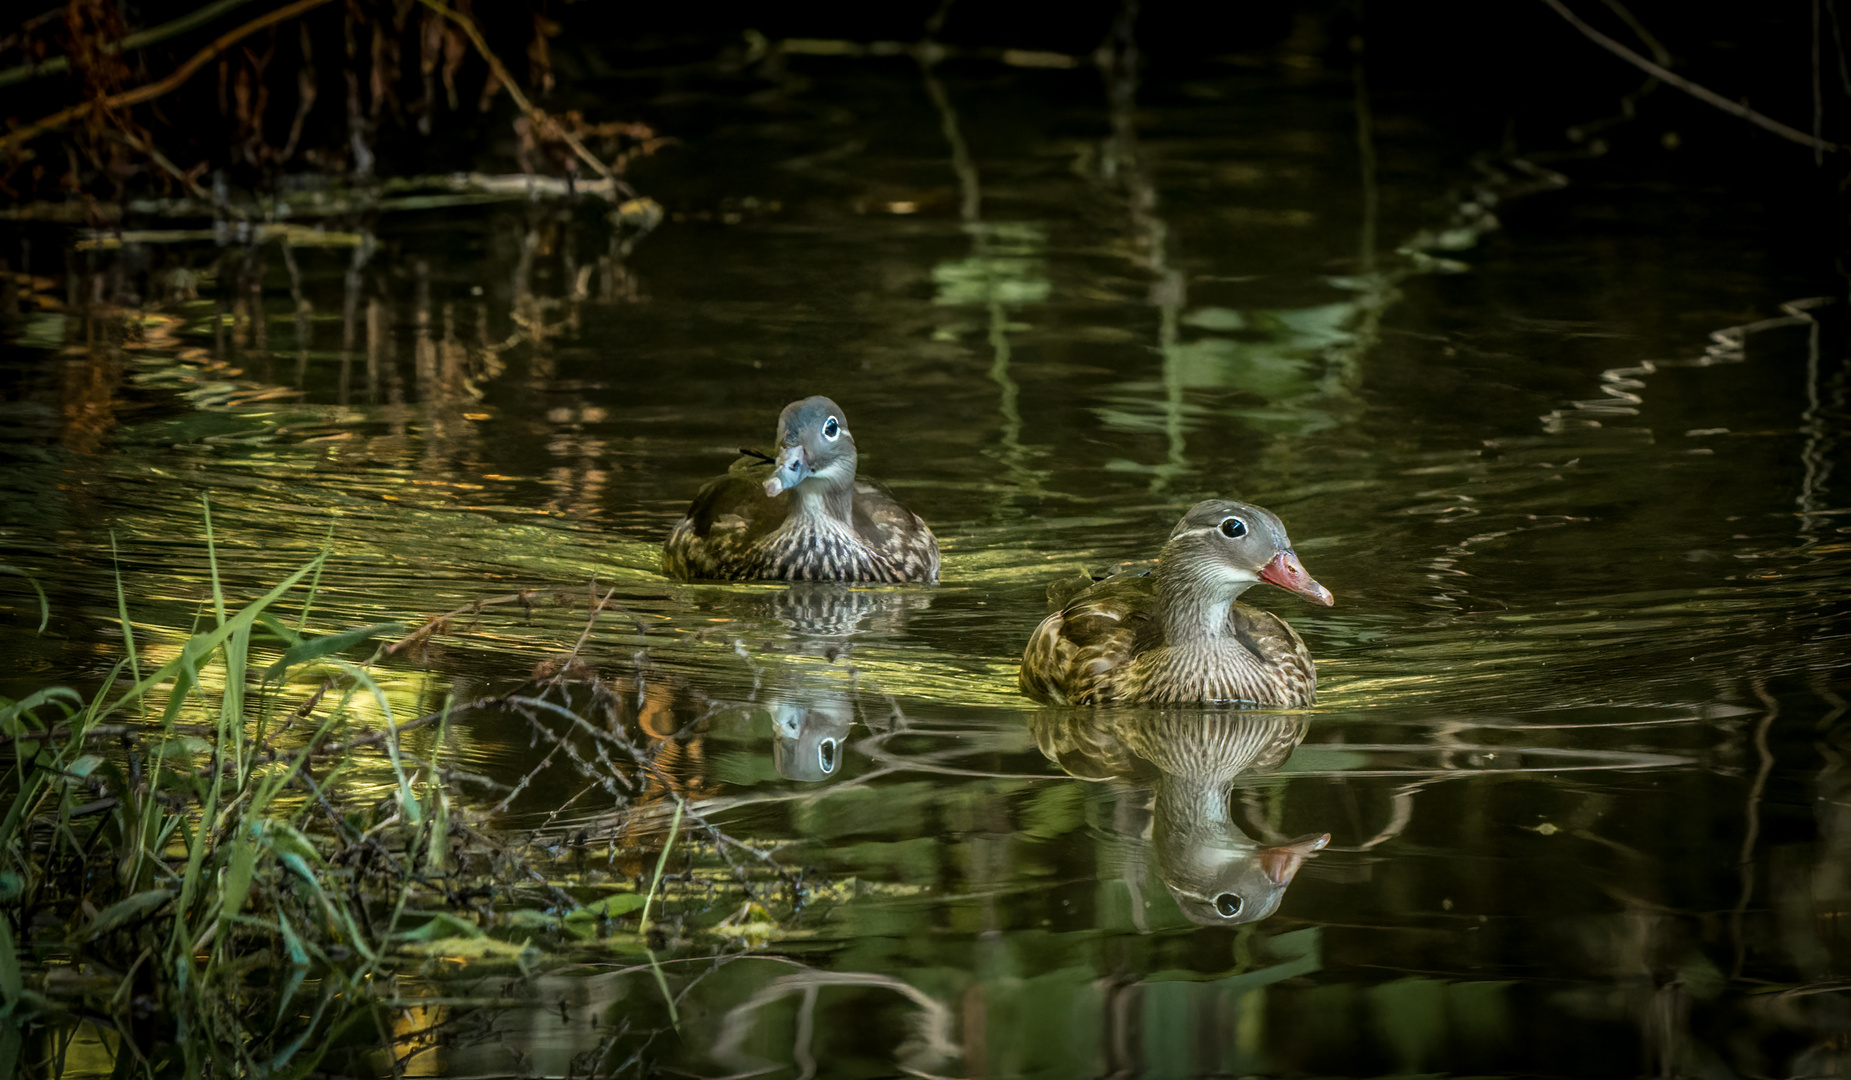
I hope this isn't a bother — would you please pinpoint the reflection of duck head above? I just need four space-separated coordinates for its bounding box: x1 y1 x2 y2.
769 694 854 782
1033 709 1327 926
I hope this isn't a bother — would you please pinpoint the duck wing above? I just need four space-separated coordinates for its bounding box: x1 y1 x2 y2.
848 476 941 583
1224 603 1318 708
662 457 791 580
1019 572 1158 705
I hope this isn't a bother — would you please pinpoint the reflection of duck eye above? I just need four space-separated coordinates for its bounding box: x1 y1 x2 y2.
818 737 838 773
1213 893 1244 918
822 416 841 441
1218 518 1247 539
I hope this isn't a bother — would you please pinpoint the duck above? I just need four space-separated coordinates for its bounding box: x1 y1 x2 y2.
1019 499 1333 707
1031 708 1329 926
662 396 941 584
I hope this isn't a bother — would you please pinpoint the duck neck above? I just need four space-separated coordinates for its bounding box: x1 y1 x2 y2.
788 470 854 524
1153 773 1237 839
1154 561 1252 644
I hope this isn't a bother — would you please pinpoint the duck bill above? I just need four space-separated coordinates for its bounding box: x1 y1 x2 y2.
762 445 812 497
1260 551 1334 606
1258 832 1331 886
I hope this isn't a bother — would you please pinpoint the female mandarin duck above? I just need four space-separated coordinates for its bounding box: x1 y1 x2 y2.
1019 499 1333 707
662 396 941 583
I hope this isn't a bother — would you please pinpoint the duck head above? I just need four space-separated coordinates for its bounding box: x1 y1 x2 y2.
769 698 854 783
1161 828 1330 926
763 396 859 498
1160 499 1334 607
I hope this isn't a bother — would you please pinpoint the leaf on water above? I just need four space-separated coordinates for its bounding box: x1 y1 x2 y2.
151 736 213 761
707 920 784 948
398 936 532 961
62 754 105 781
263 622 405 681
570 893 647 920
393 912 485 943
75 888 174 942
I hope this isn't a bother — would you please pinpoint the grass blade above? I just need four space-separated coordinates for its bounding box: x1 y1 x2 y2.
202 492 226 626
109 533 143 692
0 567 49 634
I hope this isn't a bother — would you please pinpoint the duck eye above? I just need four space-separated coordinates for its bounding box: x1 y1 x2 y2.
822 416 840 441
1218 518 1247 539
1213 893 1244 918
818 737 838 773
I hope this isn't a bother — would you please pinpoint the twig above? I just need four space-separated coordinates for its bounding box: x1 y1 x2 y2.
0 0 339 153
1538 0 1843 153
0 0 265 88
411 0 631 196
305 697 501 758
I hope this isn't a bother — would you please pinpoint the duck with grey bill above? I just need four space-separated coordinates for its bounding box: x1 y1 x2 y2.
1019 499 1334 707
662 396 941 584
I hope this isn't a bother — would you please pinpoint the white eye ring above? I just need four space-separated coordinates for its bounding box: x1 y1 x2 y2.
822 416 841 441
1219 518 1247 539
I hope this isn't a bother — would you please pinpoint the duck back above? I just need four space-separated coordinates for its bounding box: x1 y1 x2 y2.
1019 572 1317 707
663 458 939 583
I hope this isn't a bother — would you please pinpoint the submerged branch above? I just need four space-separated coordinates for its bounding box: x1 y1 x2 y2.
1538 0 1844 153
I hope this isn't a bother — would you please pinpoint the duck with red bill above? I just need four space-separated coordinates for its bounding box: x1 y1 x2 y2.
1020 498 1337 707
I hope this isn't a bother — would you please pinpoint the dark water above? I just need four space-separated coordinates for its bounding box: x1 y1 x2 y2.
2 42 1849 1079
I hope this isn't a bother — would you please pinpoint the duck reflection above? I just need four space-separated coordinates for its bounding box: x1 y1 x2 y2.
767 691 854 783
685 581 934 642
1031 709 1328 926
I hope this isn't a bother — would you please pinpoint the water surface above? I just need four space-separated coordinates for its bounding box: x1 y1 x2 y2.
1 39 1847 1079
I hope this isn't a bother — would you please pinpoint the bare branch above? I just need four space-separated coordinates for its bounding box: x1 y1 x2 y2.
1538 0 1843 153
0 0 339 153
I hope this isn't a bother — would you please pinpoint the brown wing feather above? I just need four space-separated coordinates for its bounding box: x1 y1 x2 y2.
1019 574 1319 707
663 464 939 583
849 477 941 583
661 458 789 581
1227 604 1318 706
1018 573 1157 705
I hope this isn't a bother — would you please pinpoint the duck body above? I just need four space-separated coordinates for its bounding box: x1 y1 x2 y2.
1020 500 1332 708
662 397 940 584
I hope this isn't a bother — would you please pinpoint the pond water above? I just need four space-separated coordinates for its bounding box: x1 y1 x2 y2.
2 36 1849 1079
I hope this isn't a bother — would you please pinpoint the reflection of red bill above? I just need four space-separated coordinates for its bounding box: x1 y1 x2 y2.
1260 551 1334 606
1259 832 1332 885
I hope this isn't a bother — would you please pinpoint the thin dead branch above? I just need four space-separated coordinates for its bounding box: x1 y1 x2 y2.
0 0 339 153
411 0 631 196
1538 0 1844 153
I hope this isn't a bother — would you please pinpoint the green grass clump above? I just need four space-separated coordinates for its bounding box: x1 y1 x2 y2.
0 497 438 1076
